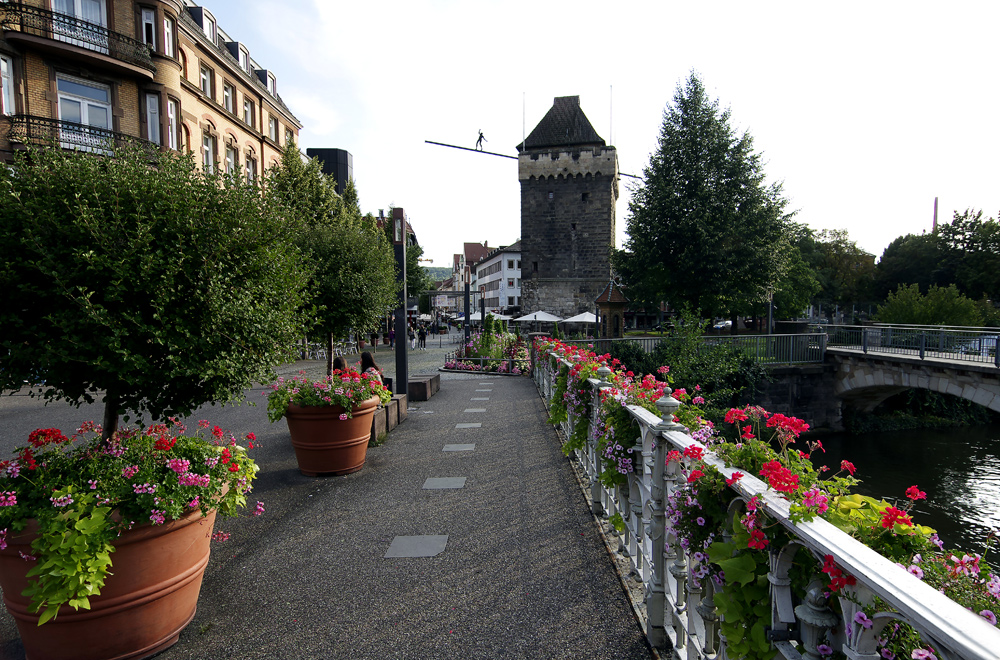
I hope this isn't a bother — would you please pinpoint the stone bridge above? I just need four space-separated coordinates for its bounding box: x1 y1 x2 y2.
827 347 1000 413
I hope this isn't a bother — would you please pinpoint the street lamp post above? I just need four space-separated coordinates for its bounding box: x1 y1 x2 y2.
463 266 471 344
393 213 408 396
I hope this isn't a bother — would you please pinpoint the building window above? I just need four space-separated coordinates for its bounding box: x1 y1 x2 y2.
225 145 236 175
517 260 521 269
239 47 249 72
141 8 155 49
167 98 178 150
222 83 233 113
199 65 212 98
246 154 257 183
243 99 254 128
507 278 514 287
203 15 216 43
508 296 514 306
145 93 160 144
268 116 277 142
285 127 293 145
0 55 12 115
54 0 107 27
163 16 174 57
266 73 275 96
56 74 111 151
202 132 215 173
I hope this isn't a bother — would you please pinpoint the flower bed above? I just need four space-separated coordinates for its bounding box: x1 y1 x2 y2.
533 337 1000 660
446 327 528 374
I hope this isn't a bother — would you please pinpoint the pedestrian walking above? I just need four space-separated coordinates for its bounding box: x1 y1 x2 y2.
408 326 416 349
418 325 427 349
388 327 395 348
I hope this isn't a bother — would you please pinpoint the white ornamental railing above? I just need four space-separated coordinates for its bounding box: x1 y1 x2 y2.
533 347 1000 660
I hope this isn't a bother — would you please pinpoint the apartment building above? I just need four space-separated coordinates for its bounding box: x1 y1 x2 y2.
0 0 301 176
473 241 521 316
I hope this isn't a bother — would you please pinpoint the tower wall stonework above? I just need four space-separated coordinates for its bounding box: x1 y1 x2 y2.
519 147 618 318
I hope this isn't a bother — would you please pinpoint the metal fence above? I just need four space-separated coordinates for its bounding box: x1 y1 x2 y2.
565 333 827 365
534 346 1000 659
825 325 1000 367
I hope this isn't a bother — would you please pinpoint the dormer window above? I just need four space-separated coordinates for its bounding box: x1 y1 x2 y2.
203 14 216 43
266 73 275 96
239 47 249 72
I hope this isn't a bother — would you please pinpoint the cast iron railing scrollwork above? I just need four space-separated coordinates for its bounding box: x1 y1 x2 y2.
0 4 155 72
8 115 157 157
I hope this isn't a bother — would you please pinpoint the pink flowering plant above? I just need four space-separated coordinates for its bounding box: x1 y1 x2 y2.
266 368 391 423
0 419 261 625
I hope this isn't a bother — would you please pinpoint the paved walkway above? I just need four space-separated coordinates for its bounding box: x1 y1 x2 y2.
0 336 653 660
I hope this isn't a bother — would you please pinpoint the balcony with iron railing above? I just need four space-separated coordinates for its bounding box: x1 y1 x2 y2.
0 4 155 77
533 342 1000 659
7 114 157 157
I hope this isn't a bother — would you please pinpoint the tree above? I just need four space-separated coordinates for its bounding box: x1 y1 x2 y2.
874 284 983 326
615 73 792 331
0 145 311 438
874 233 946 300
809 229 877 306
267 145 398 373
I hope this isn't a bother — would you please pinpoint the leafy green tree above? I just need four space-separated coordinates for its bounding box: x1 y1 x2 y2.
267 145 398 373
874 284 983 326
874 233 946 300
268 140 340 226
0 145 311 438
810 229 877 306
615 73 792 331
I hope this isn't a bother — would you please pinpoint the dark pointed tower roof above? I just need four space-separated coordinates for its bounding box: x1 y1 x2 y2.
517 96 606 152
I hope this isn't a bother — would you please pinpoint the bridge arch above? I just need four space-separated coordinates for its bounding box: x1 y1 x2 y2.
829 350 1000 414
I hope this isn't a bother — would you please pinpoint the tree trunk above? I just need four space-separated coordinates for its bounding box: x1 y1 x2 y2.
102 391 120 441
730 313 738 335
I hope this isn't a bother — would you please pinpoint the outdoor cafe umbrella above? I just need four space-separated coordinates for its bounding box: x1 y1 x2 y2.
561 312 596 324
512 311 563 322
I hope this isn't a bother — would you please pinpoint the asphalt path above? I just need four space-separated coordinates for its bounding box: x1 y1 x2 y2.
0 332 653 660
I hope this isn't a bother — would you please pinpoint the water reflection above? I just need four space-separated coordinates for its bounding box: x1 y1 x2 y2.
820 424 1000 556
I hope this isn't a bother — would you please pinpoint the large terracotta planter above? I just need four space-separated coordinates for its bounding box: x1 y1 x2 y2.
286 396 380 476
0 508 217 660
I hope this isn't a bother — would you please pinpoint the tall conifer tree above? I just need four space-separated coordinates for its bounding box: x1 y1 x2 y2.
616 73 791 325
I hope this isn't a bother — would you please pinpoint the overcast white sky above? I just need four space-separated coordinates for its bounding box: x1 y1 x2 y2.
207 0 1000 269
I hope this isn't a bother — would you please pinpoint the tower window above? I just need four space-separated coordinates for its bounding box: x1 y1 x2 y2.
547 192 554 201
571 223 576 230
582 192 589 201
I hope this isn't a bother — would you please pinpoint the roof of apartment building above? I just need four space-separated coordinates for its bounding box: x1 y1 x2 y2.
182 1 301 127
472 240 522 269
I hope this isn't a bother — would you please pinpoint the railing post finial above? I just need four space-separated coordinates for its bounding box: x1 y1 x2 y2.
654 388 683 433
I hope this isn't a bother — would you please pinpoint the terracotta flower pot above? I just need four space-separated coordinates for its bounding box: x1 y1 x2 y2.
0 508 217 660
285 396 380 476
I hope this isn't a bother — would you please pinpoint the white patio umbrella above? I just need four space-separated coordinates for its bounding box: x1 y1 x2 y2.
561 312 597 324
513 311 563 322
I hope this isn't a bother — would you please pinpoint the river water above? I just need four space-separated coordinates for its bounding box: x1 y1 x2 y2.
820 423 1000 557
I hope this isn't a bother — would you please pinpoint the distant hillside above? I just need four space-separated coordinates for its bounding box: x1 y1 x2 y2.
424 266 452 283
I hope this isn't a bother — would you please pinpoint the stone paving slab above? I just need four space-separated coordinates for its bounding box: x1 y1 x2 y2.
422 477 467 490
384 535 449 558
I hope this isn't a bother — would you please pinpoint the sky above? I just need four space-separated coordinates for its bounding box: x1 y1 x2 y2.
205 0 1000 270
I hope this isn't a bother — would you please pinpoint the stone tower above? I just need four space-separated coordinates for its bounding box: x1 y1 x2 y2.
518 96 618 318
